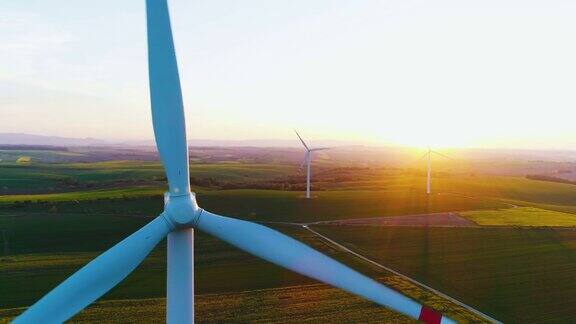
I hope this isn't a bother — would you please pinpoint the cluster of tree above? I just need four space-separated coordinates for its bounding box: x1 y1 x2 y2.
8 200 65 209
188 166 447 190
58 176 167 191
400 168 452 177
0 145 68 151
8 200 35 207
313 169 367 182
189 176 308 191
526 174 576 185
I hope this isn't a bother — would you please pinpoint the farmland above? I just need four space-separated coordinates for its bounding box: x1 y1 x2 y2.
0 209 485 323
0 161 296 194
2 150 576 322
461 207 576 227
310 225 576 323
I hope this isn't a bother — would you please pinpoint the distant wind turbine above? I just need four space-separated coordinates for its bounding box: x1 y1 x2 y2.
295 130 329 199
422 146 452 195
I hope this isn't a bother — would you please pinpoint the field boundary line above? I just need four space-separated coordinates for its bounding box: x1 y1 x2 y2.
302 225 502 324
436 192 518 209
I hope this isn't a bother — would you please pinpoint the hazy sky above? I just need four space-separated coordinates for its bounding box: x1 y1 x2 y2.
1 0 576 149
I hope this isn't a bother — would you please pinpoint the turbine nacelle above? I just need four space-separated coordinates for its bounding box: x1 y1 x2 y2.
163 192 201 228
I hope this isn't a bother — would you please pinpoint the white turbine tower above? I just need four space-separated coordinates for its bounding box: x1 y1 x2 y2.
422 146 452 195
295 130 328 199
14 1 456 323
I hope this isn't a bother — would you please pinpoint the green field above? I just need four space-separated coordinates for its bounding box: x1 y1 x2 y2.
0 150 87 164
2 160 576 322
0 161 297 194
0 211 486 323
311 225 576 322
0 188 504 223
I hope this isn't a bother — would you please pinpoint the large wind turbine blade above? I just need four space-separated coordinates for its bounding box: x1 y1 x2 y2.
310 147 330 152
196 211 454 323
294 130 310 150
147 0 190 196
14 216 172 323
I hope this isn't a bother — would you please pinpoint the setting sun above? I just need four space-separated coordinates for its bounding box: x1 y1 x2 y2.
2 0 576 150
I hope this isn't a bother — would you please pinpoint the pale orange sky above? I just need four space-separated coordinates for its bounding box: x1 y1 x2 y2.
1 0 576 149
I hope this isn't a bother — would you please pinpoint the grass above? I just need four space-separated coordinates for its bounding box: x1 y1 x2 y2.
0 221 317 308
199 189 504 223
0 285 414 323
0 214 486 322
432 175 576 207
1 278 492 323
0 188 504 224
314 169 576 209
0 187 164 204
0 150 86 164
311 225 576 323
0 221 487 323
462 207 576 227
3 160 576 322
0 161 297 194
3 160 576 212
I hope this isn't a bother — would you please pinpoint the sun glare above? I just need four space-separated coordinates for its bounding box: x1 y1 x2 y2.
372 122 472 149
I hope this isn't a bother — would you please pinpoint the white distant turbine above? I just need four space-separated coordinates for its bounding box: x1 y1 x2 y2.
14 1 456 323
295 130 329 199
422 146 452 195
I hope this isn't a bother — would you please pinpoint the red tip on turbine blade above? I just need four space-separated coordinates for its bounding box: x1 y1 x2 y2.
418 306 442 324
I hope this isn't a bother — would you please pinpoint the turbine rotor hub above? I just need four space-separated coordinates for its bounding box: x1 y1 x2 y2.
162 192 201 229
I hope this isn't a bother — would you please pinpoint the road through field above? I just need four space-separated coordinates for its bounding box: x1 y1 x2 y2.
308 212 478 227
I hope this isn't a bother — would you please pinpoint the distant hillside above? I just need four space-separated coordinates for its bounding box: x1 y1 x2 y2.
0 133 110 146
0 133 357 148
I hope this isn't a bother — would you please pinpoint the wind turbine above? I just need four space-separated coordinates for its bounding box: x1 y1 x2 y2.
295 130 328 199
14 1 455 323
422 146 452 195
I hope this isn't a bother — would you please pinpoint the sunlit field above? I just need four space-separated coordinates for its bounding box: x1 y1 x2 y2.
462 207 576 227
310 225 576 323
